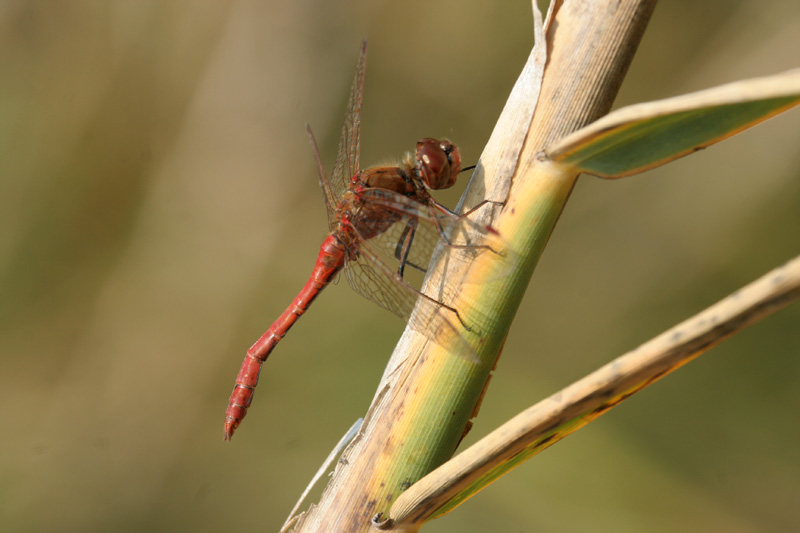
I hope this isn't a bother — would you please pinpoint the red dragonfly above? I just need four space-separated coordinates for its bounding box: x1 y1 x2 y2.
224 42 496 440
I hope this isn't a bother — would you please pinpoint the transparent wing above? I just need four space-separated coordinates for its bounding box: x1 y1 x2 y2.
329 41 367 213
305 124 337 223
306 41 367 230
344 232 479 362
342 190 501 361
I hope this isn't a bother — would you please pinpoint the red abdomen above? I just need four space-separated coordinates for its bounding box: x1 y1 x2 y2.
224 234 346 440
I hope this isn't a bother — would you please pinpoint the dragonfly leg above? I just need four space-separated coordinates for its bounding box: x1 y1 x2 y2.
451 163 505 218
390 265 473 333
428 200 504 255
459 198 506 218
432 197 505 219
419 286 472 332
383 218 473 333
394 218 427 277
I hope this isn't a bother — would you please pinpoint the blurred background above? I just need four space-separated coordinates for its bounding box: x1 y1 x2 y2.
1 1 798 531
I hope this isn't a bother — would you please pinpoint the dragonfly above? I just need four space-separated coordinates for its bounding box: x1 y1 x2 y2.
224 41 498 441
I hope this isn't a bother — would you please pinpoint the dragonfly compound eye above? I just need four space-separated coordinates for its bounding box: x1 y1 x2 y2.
415 138 460 190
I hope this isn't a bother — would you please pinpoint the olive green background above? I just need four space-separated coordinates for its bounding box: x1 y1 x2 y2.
1 1 798 531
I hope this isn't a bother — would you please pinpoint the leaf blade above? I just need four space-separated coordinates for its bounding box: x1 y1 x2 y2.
547 70 800 177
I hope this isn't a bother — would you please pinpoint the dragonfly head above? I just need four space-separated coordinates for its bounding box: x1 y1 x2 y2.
415 138 461 190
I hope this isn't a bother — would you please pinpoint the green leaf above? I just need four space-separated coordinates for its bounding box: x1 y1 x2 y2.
547 69 800 177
